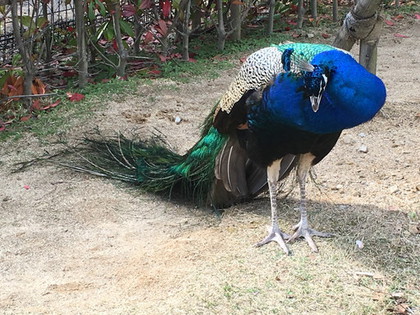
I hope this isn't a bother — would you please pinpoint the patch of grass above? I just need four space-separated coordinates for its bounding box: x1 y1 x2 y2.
0 77 138 142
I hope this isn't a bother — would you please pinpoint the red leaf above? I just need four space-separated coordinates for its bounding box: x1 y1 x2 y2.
231 0 244 4
188 57 197 63
161 1 171 18
66 93 85 102
41 99 61 110
139 0 152 10
287 20 297 25
148 69 161 75
394 33 410 38
31 100 41 111
20 115 32 122
284 26 291 31
62 70 78 77
414 13 420 19
157 19 168 36
23 185 30 190
291 32 301 38
159 54 168 62
321 33 331 38
7 84 18 91
122 4 136 17
0 123 6 132
392 14 404 21
112 39 118 52
239 56 247 63
144 31 154 44
384 19 394 26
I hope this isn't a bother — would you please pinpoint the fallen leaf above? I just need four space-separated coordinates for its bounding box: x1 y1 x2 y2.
41 99 61 110
384 19 394 26
66 93 85 102
20 115 32 122
415 13 420 19
394 33 410 38
321 33 331 38
31 100 42 111
23 185 30 190
392 14 404 21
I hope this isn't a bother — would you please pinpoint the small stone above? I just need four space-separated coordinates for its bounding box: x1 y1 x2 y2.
358 132 366 137
358 145 368 153
174 116 182 124
331 184 343 190
408 223 420 235
355 240 364 249
307 33 315 38
389 185 399 194
342 135 355 145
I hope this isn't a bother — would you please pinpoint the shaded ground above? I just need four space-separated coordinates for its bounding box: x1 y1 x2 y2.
0 16 419 314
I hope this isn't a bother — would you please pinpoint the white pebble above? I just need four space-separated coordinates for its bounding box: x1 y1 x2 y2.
358 145 368 153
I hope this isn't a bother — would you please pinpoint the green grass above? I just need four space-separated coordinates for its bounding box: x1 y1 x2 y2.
0 77 138 142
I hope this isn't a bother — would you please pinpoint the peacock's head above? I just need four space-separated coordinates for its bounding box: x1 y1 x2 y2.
303 65 331 112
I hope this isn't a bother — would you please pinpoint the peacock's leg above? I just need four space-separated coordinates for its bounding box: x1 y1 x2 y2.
288 153 333 252
255 159 290 254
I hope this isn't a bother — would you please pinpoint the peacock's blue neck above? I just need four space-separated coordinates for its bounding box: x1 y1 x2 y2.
250 50 387 134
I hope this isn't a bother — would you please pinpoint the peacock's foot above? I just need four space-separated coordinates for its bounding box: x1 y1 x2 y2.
288 222 334 252
255 225 291 255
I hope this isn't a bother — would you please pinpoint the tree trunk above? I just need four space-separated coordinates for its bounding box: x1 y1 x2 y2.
216 0 226 50
266 0 275 35
11 0 34 106
333 0 383 74
133 13 142 55
42 0 52 62
191 0 201 30
74 0 88 87
359 16 383 74
332 0 338 22
297 0 305 28
112 2 128 78
230 1 241 41
333 0 382 51
310 0 317 19
182 0 192 60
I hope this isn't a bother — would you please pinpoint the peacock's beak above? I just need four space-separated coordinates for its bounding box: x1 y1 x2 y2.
309 95 321 112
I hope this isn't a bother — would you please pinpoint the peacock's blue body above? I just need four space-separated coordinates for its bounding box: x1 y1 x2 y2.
250 49 386 134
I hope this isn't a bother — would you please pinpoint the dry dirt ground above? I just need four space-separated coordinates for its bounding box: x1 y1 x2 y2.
1 17 419 315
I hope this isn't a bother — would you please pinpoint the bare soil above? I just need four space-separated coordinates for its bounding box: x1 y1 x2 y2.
1 17 419 314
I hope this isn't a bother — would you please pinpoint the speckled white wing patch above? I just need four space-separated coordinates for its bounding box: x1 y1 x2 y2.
216 47 284 114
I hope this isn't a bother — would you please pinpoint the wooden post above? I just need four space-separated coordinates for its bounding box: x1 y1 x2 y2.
359 16 383 74
74 0 88 87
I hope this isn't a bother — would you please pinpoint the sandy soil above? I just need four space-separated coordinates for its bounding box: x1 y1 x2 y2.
0 16 419 314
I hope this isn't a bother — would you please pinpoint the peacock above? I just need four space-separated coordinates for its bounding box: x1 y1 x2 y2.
64 43 386 254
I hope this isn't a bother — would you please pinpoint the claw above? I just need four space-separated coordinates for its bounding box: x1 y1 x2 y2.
255 225 291 255
288 222 334 252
